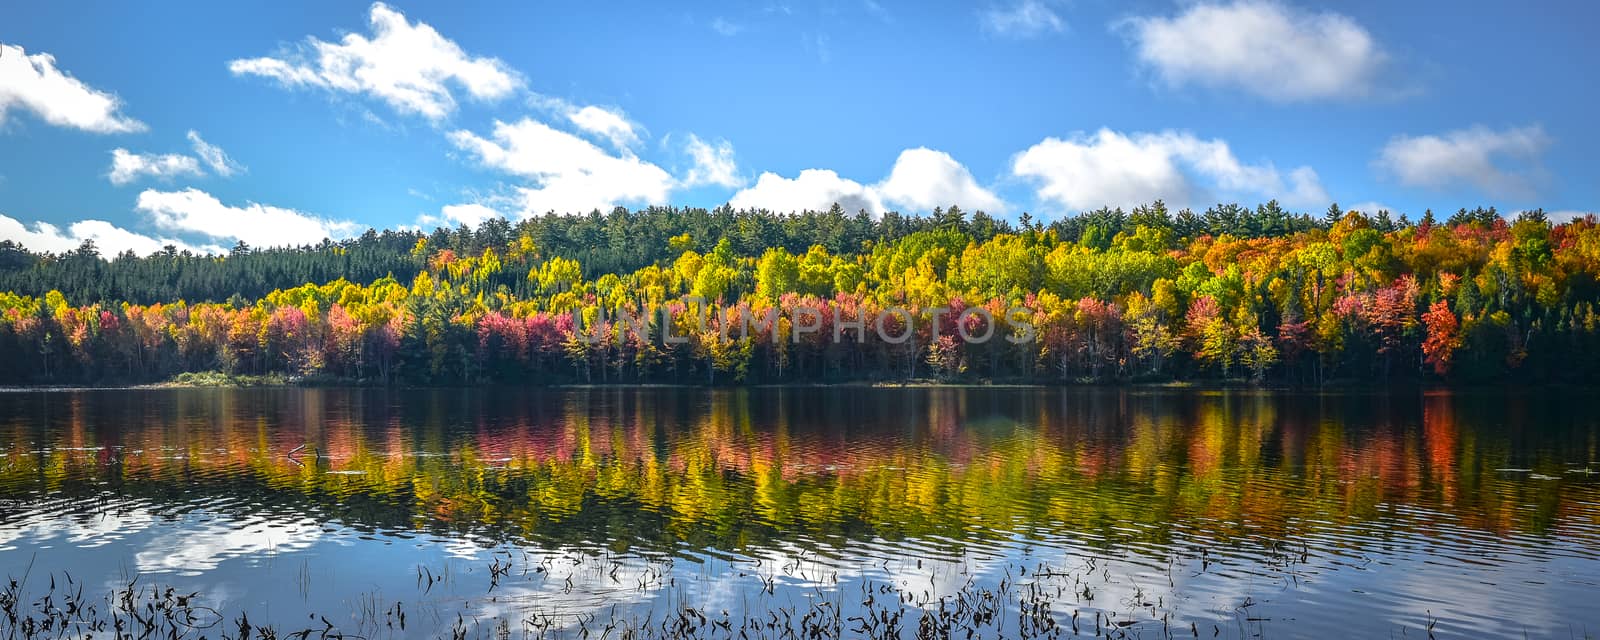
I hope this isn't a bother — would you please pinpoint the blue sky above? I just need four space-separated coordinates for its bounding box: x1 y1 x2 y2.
1 0 1595 255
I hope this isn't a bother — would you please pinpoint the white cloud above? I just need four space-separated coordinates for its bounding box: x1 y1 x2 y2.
228 2 521 120
710 17 745 37
528 95 652 151
449 118 676 216
877 148 1005 213
135 188 360 248
728 148 1004 215
1375 125 1551 198
1283 167 1329 208
1546 210 1595 224
186 130 243 177
107 132 242 186
980 0 1065 39
108 149 203 186
682 134 744 189
1123 0 1386 102
730 169 884 214
1010 128 1328 212
437 203 502 227
0 213 212 256
567 105 640 150
451 98 745 215
0 43 145 133
1348 201 1399 216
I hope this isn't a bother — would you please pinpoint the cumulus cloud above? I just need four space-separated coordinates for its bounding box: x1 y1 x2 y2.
0 213 212 256
526 95 653 150
1011 128 1328 212
1347 201 1399 217
980 0 1065 39
681 134 744 189
135 188 359 248
1546 210 1596 224
728 148 1003 215
108 149 203 185
877 148 1005 213
186 131 243 177
450 96 745 216
106 132 243 185
1375 125 1551 198
449 118 676 216
228 2 521 120
0 43 145 133
567 105 640 150
730 169 884 215
437 203 502 227
1282 167 1329 207
1123 0 1386 101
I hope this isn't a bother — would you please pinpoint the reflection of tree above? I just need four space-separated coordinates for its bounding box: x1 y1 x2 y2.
1 389 1597 556
1424 393 1458 503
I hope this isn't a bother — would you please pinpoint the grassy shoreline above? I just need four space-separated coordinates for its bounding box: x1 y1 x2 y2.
143 371 298 388
2 371 1596 394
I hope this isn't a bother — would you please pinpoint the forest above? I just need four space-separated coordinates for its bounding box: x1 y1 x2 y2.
0 201 1596 386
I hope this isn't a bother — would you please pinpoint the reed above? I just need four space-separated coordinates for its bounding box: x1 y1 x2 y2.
0 549 1461 640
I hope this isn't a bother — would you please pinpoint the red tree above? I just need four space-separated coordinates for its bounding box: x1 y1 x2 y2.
1421 301 1461 376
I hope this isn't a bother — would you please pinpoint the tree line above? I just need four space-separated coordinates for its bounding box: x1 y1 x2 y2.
0 200 1594 386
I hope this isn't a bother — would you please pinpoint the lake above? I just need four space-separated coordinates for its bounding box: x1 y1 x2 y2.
1 387 1597 639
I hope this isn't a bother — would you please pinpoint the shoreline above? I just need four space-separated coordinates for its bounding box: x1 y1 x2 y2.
2 377 1596 394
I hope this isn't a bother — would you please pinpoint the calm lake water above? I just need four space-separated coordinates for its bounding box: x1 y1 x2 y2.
1 387 1597 638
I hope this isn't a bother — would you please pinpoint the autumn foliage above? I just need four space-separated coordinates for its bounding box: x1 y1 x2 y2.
2 204 1598 386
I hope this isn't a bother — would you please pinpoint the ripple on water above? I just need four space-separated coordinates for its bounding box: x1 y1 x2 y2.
3 387 1600 638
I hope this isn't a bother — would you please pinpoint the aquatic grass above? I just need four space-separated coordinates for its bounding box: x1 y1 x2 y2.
158 372 294 388
0 546 1430 640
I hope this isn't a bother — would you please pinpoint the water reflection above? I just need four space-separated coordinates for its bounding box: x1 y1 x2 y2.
0 388 1597 637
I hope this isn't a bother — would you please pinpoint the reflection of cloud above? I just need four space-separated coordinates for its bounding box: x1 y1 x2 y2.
459 546 666 627
442 538 486 560
135 517 322 575
459 534 1227 635
1279 518 1573 638
0 509 156 552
